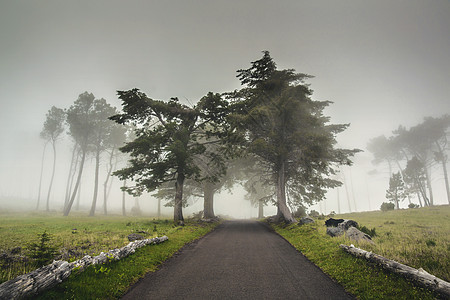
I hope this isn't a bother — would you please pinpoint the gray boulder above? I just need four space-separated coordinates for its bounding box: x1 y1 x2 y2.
345 227 374 244
298 217 315 225
326 227 344 237
338 219 359 231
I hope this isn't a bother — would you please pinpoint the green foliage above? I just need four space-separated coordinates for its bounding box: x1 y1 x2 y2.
408 203 419 209
27 231 58 267
385 172 406 208
228 51 360 220
308 210 320 218
357 225 377 237
380 202 395 211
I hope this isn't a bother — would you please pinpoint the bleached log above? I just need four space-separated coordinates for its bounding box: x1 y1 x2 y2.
340 244 450 298
0 236 168 299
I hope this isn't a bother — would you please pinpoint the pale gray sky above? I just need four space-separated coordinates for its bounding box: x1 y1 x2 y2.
0 0 449 215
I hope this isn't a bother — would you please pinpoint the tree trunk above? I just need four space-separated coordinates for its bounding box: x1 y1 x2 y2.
337 187 341 214
203 181 215 219
258 199 264 219
425 166 434 206
174 172 185 226
63 149 86 216
395 160 412 205
435 142 450 204
342 170 352 212
416 191 423 207
103 148 116 214
75 182 81 210
64 143 77 208
349 168 357 212
36 142 48 210
122 179 126 216
157 197 161 218
89 149 101 217
45 141 57 212
275 162 296 223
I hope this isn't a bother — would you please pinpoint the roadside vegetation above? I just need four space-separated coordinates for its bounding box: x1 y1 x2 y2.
273 205 449 299
0 211 219 298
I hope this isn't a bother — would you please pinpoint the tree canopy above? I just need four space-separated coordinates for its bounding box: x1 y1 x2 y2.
228 51 359 223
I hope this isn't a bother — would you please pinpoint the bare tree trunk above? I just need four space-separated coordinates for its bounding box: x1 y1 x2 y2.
425 166 434 206
36 142 48 210
258 199 264 219
157 197 161 218
349 168 357 212
75 182 81 210
45 142 57 212
122 179 126 216
416 191 423 207
89 149 101 217
103 148 115 215
395 160 412 205
435 142 450 204
203 182 215 219
64 143 78 207
341 170 352 212
337 187 341 214
174 172 185 226
64 149 86 216
276 162 296 223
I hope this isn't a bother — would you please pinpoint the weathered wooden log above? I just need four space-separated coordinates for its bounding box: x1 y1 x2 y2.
340 244 450 298
0 236 168 299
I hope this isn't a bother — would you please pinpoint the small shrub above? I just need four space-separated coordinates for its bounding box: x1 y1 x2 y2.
380 202 395 212
358 225 377 237
425 239 436 247
292 207 306 218
408 203 419 209
309 210 320 218
27 231 58 267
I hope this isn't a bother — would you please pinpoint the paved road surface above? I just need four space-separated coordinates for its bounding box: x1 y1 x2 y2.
122 220 353 299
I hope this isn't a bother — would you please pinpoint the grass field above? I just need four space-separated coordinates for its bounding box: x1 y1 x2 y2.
0 211 219 290
273 204 449 299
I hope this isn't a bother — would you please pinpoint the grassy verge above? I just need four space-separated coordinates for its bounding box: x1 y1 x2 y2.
337 205 450 282
272 220 439 299
0 212 219 299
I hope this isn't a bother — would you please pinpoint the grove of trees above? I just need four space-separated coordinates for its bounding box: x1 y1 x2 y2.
368 115 450 208
37 52 359 223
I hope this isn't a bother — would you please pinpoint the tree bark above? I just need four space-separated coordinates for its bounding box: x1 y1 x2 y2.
63 149 86 216
36 142 48 210
45 141 57 212
89 149 101 217
203 181 215 219
174 172 185 226
275 162 296 223
157 197 161 218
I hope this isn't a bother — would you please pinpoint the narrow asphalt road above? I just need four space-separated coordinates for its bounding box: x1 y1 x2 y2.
122 220 353 300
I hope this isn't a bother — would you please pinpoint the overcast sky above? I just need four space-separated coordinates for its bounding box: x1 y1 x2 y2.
0 0 449 215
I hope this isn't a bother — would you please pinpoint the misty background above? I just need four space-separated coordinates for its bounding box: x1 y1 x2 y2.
0 0 449 218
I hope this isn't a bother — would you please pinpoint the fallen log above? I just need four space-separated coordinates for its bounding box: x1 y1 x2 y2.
340 244 450 299
0 236 168 300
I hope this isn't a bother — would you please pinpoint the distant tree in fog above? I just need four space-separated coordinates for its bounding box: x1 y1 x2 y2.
403 157 430 207
228 51 359 223
64 92 96 216
111 90 229 225
39 106 65 211
385 172 406 209
88 99 118 216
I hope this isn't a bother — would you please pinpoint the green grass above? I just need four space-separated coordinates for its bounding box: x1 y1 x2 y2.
272 206 450 299
0 211 219 299
337 205 450 282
